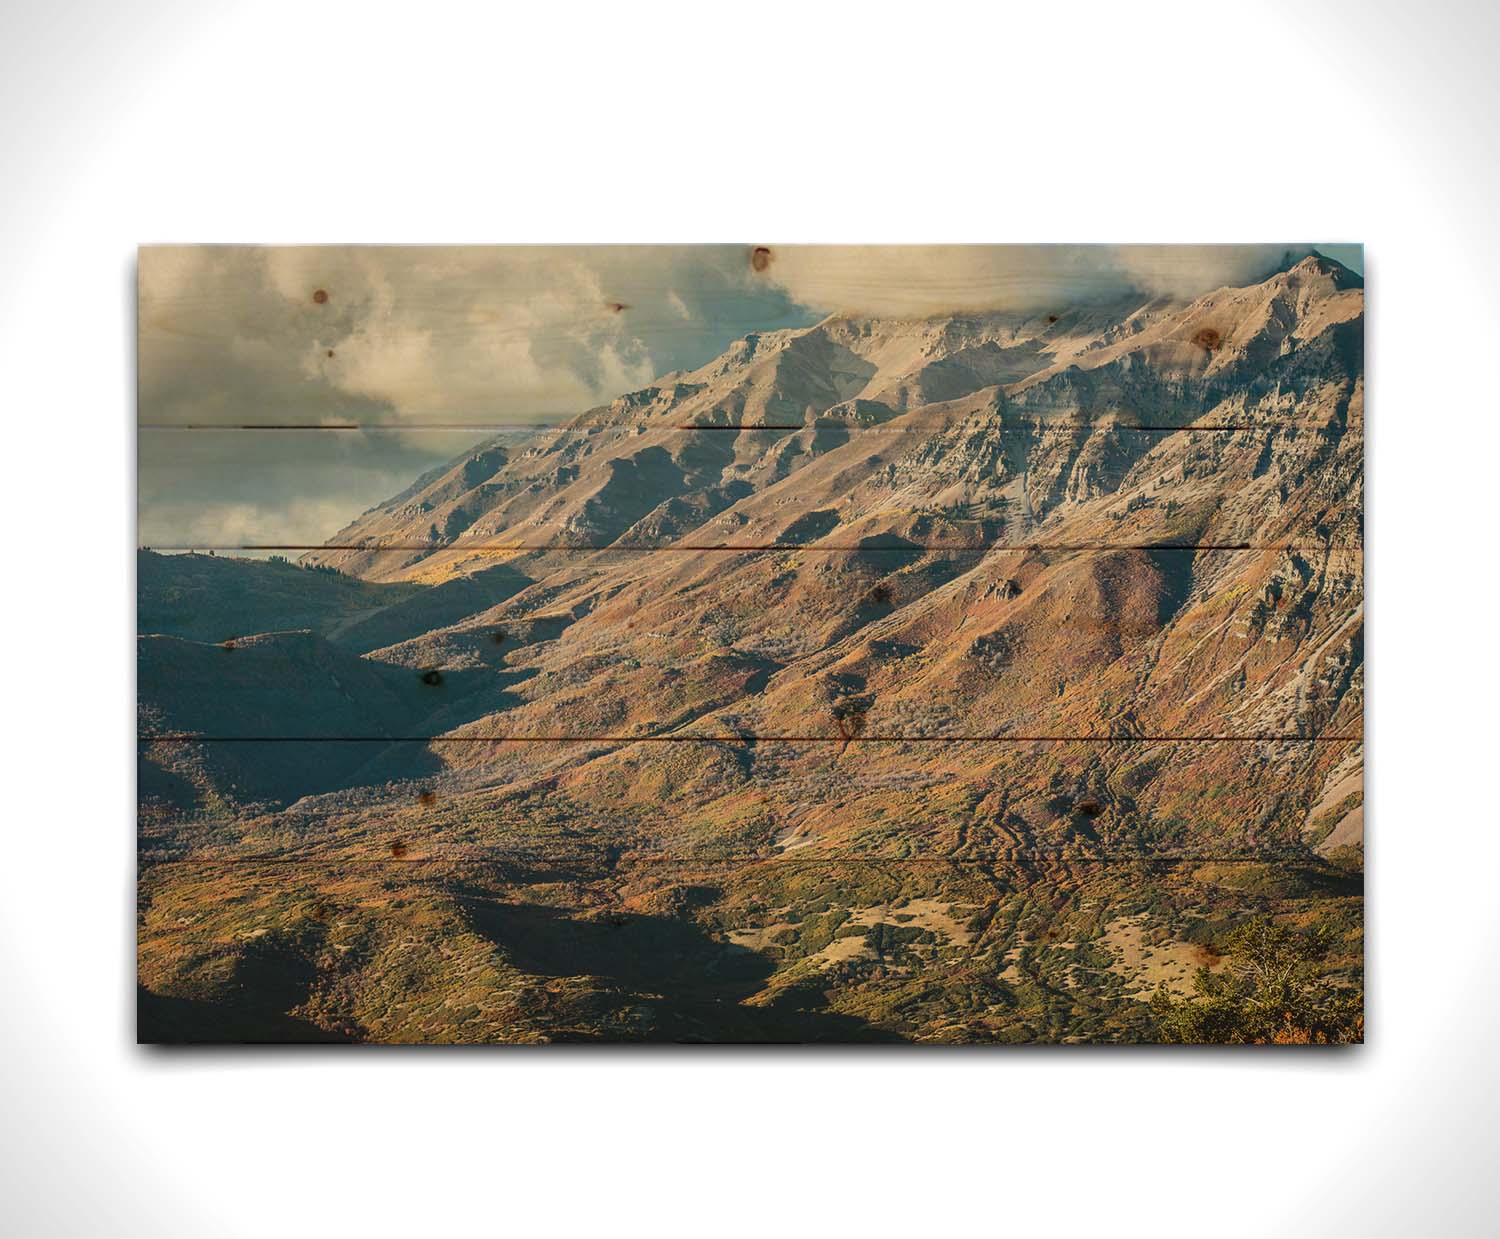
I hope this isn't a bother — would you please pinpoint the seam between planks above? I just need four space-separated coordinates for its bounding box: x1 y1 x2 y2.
136 854 1356 866
138 734 1361 743
140 542 1364 553
137 422 1356 432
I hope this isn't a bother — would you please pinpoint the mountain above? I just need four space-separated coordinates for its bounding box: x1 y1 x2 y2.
138 256 1364 1044
137 550 418 644
301 255 1361 578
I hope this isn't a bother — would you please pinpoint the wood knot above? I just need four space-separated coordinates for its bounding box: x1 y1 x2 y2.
491 628 508 645
1046 314 1059 324
326 348 335 358
750 246 772 273
606 301 630 313
221 639 236 652
832 699 869 742
418 790 438 807
312 289 329 305
390 839 409 859
421 669 443 686
1192 327 1222 352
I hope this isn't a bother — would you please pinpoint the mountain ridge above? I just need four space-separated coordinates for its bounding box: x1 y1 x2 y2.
301 256 1361 583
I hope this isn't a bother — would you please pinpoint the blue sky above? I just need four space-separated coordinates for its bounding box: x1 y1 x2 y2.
1316 244 1364 274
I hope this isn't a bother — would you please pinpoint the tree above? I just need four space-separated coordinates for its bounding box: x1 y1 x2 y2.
1150 917 1362 1044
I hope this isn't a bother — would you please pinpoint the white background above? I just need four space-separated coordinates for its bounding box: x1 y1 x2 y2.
2 1 1496 1234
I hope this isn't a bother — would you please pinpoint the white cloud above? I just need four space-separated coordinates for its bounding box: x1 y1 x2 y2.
1105 244 1316 300
139 245 811 427
139 245 822 545
758 244 1316 316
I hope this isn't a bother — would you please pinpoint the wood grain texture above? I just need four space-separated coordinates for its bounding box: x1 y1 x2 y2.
138 243 1364 430
136 245 1364 1044
139 735 1362 862
137 852 1360 1044
139 422 1361 552
139 547 1362 741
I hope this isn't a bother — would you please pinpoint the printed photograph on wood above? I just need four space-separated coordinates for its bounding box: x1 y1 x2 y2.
137 244 1364 1044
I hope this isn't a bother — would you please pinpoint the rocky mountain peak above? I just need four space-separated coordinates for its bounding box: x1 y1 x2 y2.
301 262 1362 582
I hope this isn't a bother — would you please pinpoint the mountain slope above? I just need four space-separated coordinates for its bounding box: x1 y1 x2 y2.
281 257 1363 753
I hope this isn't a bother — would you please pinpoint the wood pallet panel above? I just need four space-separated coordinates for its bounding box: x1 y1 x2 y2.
137 244 1364 1044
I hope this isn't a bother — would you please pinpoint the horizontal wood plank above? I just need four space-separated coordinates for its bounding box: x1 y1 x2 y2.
139 243 1363 433
139 420 1361 554
139 734 1363 862
137 849 1362 1044
138 545 1362 742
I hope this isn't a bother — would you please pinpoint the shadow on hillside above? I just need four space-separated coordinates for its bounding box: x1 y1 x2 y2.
138 738 450 819
460 897 897 1043
137 935 354 1044
137 986 350 1044
334 563 533 653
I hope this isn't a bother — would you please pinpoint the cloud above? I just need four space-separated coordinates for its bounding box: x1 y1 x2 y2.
136 426 495 550
1106 244 1322 300
137 245 815 545
138 245 814 426
757 244 1322 316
